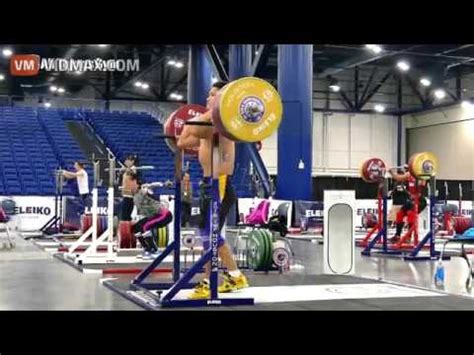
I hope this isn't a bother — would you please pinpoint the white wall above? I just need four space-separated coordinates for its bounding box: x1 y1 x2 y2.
403 104 474 180
260 112 398 177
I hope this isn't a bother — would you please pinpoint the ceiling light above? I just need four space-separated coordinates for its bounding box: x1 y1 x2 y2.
329 84 340 92
134 81 143 88
434 89 446 99
2 48 13 57
141 83 149 89
167 60 176 66
50 86 58 92
0 74 5 81
420 78 431 87
396 61 410 72
374 104 386 113
174 62 184 69
57 87 65 94
44 102 51 108
365 44 382 54
461 100 474 109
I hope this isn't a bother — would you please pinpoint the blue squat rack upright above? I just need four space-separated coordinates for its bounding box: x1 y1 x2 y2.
131 130 254 308
361 179 402 256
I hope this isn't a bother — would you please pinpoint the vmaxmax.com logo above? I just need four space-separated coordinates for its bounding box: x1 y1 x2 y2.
10 54 140 76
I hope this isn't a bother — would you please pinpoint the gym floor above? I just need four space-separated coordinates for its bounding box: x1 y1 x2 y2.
1 233 473 310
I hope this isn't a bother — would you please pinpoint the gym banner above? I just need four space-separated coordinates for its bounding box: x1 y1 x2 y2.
293 200 324 229
64 196 122 229
0 196 56 231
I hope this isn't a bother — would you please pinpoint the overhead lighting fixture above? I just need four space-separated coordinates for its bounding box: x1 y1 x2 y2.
396 60 410 72
174 62 184 69
374 104 386 113
2 48 13 58
74 71 83 75
329 84 340 92
434 89 446 100
50 86 58 92
461 100 474 109
141 83 149 89
44 102 51 108
134 81 143 88
365 44 382 54
0 74 5 81
170 93 183 101
97 44 109 48
57 87 65 94
420 77 431 87
167 60 176 66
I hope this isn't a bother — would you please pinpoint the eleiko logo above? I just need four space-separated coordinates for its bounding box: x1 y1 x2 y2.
10 55 40 76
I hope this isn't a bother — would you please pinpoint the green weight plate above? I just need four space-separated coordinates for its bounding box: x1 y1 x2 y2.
247 229 266 270
262 229 273 271
256 229 270 271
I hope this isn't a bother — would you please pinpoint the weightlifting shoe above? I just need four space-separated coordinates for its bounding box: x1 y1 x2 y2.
218 272 249 293
188 280 210 300
141 251 153 260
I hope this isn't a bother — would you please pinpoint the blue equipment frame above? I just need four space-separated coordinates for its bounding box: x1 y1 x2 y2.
131 135 254 308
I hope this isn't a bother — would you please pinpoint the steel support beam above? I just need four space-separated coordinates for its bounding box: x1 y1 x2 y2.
354 66 359 109
251 45 272 77
164 73 188 98
405 75 428 107
205 45 229 82
397 76 402 166
338 90 355 111
358 66 378 109
399 99 463 115
359 71 392 109
111 46 167 97
312 107 394 115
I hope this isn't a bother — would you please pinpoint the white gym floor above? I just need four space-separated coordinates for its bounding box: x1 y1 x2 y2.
0 231 473 310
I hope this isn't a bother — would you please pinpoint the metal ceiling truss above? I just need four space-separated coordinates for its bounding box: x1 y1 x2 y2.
205 45 229 82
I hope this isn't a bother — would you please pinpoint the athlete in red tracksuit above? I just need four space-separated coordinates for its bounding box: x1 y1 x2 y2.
388 165 427 243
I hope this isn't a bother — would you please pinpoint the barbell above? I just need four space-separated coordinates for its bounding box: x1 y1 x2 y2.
162 77 283 151
360 151 439 183
104 165 155 172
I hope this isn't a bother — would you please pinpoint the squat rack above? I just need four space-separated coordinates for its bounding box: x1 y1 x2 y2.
128 124 254 308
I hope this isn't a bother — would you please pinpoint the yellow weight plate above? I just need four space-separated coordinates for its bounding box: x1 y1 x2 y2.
213 77 283 142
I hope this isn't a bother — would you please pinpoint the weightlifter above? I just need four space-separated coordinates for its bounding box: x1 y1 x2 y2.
125 172 173 259
119 154 140 222
177 81 249 299
388 165 427 243
61 161 89 214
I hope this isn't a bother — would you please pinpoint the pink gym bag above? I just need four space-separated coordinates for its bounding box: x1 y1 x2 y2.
245 200 270 225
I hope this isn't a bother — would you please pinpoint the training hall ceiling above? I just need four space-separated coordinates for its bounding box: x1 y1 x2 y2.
0 44 473 114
